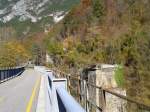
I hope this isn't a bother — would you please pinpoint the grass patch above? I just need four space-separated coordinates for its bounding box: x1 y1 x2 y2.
115 65 125 88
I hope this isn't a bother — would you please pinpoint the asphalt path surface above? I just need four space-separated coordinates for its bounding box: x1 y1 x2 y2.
0 69 41 112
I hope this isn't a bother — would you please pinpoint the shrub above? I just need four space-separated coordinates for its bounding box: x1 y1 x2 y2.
92 0 105 19
115 65 125 88
47 40 64 56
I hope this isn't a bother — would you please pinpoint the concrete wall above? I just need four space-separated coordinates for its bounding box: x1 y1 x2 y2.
81 64 126 112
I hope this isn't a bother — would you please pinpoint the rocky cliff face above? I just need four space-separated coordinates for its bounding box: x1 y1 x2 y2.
0 0 79 23
0 0 80 38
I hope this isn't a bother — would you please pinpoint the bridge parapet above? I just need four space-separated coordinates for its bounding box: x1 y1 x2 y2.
51 68 150 112
0 65 25 83
36 66 86 112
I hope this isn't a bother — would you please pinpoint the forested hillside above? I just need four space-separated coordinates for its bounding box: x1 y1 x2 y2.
45 0 150 105
0 0 80 67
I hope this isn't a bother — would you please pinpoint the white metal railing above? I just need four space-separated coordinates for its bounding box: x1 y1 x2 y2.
35 66 86 112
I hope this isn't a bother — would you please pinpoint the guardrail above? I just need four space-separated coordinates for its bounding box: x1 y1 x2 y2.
52 68 150 112
47 71 86 112
36 66 86 112
56 87 86 112
0 66 25 83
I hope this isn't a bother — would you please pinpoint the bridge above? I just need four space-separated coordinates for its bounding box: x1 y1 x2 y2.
0 66 150 112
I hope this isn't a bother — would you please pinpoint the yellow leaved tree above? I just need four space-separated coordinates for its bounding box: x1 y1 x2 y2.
0 41 30 68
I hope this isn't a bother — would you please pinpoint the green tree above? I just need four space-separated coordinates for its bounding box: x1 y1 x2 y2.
92 0 105 19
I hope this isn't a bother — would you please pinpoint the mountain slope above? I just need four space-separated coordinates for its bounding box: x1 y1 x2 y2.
0 0 79 23
0 0 80 39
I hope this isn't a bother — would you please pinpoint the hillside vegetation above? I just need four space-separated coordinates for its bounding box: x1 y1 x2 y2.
45 0 150 105
0 40 30 67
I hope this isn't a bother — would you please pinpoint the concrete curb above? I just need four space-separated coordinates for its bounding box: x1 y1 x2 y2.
36 75 46 112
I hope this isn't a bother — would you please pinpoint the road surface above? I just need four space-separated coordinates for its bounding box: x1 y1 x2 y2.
0 69 41 112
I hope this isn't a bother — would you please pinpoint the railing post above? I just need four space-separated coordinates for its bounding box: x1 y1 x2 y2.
101 89 106 112
83 80 86 109
1 70 4 82
67 74 71 94
0 70 1 83
4 70 6 81
85 81 89 112
78 78 81 103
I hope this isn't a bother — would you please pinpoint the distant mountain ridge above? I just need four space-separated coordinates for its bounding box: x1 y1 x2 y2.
0 0 80 39
0 0 79 23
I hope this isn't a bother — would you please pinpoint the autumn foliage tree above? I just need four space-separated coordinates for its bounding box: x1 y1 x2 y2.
0 41 30 67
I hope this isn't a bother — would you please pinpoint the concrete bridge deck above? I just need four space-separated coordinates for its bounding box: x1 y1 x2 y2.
0 69 41 112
